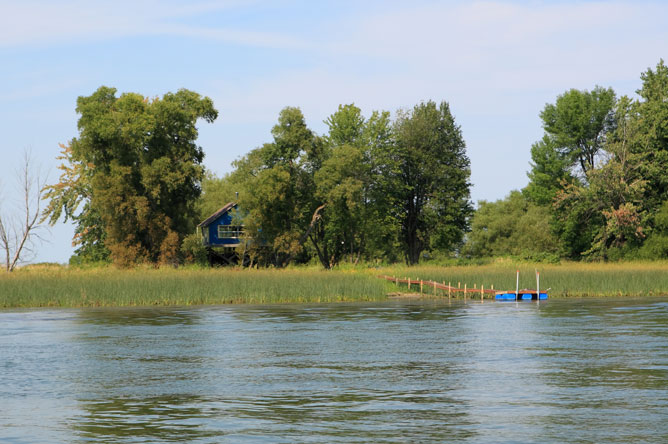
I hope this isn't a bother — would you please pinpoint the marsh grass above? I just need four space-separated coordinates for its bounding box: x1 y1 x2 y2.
2 260 668 308
377 260 668 298
0 266 387 308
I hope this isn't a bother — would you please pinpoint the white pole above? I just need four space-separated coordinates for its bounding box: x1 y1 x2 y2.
515 270 519 301
536 271 540 304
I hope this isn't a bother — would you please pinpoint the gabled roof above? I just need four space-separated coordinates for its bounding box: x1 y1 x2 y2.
198 202 237 228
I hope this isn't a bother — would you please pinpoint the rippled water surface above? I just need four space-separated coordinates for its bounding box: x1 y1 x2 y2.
2 298 668 443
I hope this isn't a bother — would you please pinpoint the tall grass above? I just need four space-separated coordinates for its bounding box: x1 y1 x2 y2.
2 260 668 309
375 260 668 298
0 266 387 308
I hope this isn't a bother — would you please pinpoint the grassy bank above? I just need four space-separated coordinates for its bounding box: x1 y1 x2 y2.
376 261 668 298
2 261 668 309
0 266 388 308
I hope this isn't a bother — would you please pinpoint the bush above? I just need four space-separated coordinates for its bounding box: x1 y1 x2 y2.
180 233 208 265
638 235 668 260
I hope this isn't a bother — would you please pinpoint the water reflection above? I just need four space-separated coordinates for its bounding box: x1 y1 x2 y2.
2 299 667 442
73 395 219 442
77 307 201 326
226 300 469 324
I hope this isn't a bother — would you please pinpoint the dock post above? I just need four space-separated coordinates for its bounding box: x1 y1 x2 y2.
420 279 423 295
481 284 484 302
464 283 467 300
515 270 519 301
448 282 451 299
433 280 437 296
536 271 540 304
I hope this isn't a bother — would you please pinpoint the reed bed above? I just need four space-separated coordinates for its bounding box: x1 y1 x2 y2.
376 261 668 298
0 266 388 308
2 261 668 309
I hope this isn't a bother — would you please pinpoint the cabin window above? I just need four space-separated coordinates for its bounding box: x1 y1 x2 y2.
218 225 242 239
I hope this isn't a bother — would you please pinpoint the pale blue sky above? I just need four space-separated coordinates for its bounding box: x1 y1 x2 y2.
1 0 666 264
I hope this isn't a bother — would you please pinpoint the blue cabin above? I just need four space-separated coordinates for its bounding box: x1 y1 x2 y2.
198 202 244 247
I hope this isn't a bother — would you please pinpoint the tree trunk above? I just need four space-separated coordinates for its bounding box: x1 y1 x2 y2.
282 204 326 267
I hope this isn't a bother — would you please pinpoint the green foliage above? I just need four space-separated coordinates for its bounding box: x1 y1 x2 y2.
238 107 323 266
540 86 616 177
180 233 208 265
42 144 111 263
314 144 368 267
522 64 668 261
629 59 668 210
324 104 366 147
546 61 668 261
465 191 559 260
553 158 647 260
524 87 616 256
212 101 471 269
524 135 575 206
639 200 668 259
311 104 397 267
45 86 217 266
391 101 473 264
197 172 242 220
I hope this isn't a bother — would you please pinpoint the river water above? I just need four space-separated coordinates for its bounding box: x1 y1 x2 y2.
1 298 667 443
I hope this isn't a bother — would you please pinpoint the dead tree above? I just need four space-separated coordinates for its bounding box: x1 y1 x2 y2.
0 150 46 272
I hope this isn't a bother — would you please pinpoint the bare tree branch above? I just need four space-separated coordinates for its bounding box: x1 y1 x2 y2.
1 149 46 272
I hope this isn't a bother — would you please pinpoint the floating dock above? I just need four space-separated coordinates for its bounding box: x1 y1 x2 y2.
495 291 548 301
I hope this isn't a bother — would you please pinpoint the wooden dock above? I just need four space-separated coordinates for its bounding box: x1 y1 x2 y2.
377 274 548 300
377 274 498 298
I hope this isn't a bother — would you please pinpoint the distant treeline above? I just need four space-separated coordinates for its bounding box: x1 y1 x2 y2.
44 60 668 267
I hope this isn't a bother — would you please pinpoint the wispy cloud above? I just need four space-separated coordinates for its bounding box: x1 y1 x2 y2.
0 0 305 49
329 1 668 90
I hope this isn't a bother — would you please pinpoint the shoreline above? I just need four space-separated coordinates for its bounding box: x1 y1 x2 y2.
3 262 668 309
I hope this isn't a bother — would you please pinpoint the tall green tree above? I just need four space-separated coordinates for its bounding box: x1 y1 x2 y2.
311 104 395 267
44 86 217 266
390 100 472 265
523 86 616 258
314 144 367 267
629 59 668 210
240 107 325 267
540 86 616 178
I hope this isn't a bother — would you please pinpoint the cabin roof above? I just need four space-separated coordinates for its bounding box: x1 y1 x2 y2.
197 202 237 228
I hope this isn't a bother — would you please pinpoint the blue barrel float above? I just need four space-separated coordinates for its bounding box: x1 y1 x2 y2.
495 292 548 301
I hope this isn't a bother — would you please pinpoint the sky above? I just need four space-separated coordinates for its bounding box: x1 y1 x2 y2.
1 0 667 264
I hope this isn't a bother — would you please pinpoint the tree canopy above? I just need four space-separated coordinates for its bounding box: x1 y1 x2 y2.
44 86 217 266
539 86 616 178
479 60 668 262
201 101 472 267
390 101 472 264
